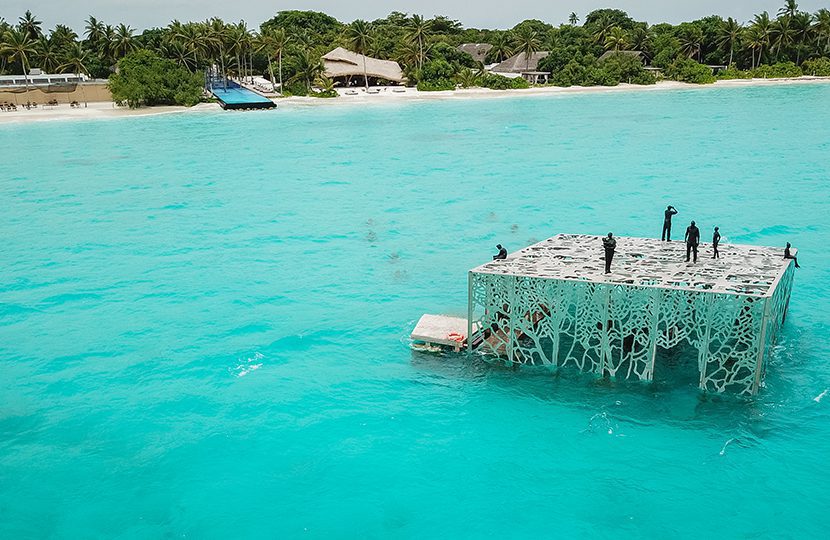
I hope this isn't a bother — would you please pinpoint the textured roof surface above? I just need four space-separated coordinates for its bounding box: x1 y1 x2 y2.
457 43 493 63
322 47 404 82
491 51 550 73
471 234 793 297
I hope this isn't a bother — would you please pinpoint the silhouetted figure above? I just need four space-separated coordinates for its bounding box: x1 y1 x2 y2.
685 220 700 263
662 205 678 241
784 242 800 268
602 233 616 274
493 244 507 260
712 227 721 259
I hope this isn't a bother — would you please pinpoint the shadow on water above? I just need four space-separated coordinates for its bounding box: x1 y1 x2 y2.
409 344 777 436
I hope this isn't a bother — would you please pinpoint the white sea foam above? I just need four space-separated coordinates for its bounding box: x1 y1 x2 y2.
814 389 828 403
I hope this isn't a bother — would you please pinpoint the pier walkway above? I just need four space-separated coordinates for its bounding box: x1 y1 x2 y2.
468 234 796 395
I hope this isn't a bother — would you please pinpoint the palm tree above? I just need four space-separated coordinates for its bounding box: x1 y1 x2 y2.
512 26 541 70
770 16 795 60
678 26 704 61
718 17 744 67
751 12 773 64
569 13 579 26
629 25 652 55
0 28 37 91
59 42 88 76
592 15 617 45
59 42 90 104
18 10 42 40
815 9 830 55
256 28 289 93
406 15 432 70
488 33 512 63
112 23 136 59
604 27 630 51
51 25 78 47
346 19 373 90
34 37 61 72
791 12 814 63
290 49 324 92
778 0 799 19
84 16 105 47
745 26 765 68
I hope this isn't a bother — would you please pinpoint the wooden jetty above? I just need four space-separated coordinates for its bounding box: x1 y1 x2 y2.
467 234 796 395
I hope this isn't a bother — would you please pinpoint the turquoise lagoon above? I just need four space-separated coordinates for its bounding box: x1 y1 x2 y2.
2 84 830 538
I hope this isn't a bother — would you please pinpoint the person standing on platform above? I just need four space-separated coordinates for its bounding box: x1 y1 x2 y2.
493 244 507 260
685 221 700 263
784 242 801 268
712 227 721 259
662 205 678 241
602 233 616 274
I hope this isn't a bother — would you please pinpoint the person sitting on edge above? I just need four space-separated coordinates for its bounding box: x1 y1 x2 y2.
712 226 721 259
685 220 700 263
602 233 616 274
784 242 800 268
493 244 507 260
662 205 678 241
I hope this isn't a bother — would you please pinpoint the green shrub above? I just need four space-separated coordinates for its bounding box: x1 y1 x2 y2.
802 57 830 76
479 73 529 89
717 67 752 80
664 58 716 84
751 62 802 78
310 89 338 98
109 50 203 108
416 79 456 91
282 81 308 96
600 53 656 85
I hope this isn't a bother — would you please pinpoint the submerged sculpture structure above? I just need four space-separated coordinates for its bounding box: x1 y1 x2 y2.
468 234 795 395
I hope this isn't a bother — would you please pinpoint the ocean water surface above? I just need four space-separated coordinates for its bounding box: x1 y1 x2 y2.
2 84 830 538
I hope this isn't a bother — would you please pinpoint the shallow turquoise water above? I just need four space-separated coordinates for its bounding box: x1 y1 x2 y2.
2 84 830 538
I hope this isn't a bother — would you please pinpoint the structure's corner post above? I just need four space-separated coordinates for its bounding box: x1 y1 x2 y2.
698 293 714 392
507 275 516 365
752 297 772 395
467 271 474 354
647 288 661 381
599 285 611 377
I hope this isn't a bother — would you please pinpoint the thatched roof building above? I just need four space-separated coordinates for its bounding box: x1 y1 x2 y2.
457 43 493 64
322 47 404 83
491 51 550 73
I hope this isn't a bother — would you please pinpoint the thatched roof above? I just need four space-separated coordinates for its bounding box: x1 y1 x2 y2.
322 47 404 83
491 51 550 73
457 43 493 63
598 50 646 63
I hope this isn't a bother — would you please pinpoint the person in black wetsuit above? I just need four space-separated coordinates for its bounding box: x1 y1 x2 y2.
784 242 800 268
602 233 616 273
662 205 678 241
685 220 700 263
493 244 507 260
712 226 721 259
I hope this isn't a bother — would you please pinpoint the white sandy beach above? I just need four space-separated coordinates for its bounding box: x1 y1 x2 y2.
1 77 828 124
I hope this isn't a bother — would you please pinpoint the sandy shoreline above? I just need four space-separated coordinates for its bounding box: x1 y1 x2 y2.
2 76 828 124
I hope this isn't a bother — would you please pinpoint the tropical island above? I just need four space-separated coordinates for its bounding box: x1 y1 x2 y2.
1 1 830 110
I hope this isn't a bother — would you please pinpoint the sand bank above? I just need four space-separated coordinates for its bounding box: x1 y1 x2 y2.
1 76 828 124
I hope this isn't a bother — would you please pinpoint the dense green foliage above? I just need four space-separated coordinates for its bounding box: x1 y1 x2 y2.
108 50 203 107
664 57 717 84
802 56 830 74
1 1 829 97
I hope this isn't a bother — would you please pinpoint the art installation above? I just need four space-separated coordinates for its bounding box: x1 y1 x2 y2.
468 234 795 395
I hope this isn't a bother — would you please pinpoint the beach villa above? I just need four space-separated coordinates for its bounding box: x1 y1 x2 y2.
491 51 551 83
322 47 405 86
